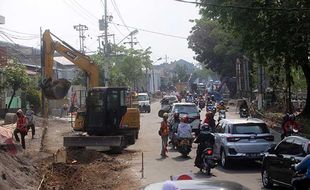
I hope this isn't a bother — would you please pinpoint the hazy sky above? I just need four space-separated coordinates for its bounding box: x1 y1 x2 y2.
0 0 200 64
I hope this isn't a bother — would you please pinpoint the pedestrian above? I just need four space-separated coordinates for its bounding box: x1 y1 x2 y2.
159 113 169 157
60 103 68 118
13 109 28 149
25 105 35 139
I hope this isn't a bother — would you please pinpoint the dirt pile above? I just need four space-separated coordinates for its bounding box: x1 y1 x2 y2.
38 149 140 190
0 150 38 190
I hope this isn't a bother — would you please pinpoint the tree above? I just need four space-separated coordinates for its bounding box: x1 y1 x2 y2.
188 19 243 78
174 64 190 82
3 61 30 109
198 0 310 116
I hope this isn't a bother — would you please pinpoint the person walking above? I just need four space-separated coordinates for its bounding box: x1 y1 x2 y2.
13 109 28 149
25 105 35 138
159 113 169 157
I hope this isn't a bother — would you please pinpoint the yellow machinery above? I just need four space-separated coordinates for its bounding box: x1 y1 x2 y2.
41 30 140 150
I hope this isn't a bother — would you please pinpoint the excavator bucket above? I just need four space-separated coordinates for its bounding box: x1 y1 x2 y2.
41 78 71 99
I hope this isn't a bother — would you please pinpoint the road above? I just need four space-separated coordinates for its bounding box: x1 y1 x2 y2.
129 101 282 189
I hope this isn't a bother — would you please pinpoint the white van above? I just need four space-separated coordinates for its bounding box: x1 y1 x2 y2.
138 93 151 113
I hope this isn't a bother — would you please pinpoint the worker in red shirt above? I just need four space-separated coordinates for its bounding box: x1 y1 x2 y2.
13 109 28 149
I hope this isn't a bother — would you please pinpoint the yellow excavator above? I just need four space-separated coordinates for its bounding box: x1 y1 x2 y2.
41 30 140 150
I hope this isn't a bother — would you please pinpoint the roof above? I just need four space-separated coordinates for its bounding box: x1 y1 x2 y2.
220 118 265 125
54 56 74 65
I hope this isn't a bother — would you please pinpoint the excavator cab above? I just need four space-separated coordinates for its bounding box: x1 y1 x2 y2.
85 87 127 135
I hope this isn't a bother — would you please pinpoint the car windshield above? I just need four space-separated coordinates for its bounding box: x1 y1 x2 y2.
173 105 198 115
232 124 269 134
138 95 149 101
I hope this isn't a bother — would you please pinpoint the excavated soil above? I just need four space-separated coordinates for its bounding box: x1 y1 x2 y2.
37 149 140 190
0 116 140 190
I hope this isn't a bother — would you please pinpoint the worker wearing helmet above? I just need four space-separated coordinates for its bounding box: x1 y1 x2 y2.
177 115 192 139
159 113 169 157
169 112 180 149
13 109 28 149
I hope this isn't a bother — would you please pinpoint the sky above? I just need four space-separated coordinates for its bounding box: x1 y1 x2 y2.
0 0 200 64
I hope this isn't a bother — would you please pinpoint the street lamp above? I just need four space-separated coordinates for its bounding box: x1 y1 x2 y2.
117 29 139 48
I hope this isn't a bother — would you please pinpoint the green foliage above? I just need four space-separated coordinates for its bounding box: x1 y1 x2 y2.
188 19 243 78
3 61 30 91
3 61 31 108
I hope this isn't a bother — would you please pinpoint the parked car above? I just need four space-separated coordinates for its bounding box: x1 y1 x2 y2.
169 102 200 134
138 93 151 113
214 118 275 168
143 179 249 190
261 135 310 189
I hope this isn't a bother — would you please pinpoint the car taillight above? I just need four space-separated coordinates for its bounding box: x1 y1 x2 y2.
207 149 213 155
227 136 241 142
264 135 274 141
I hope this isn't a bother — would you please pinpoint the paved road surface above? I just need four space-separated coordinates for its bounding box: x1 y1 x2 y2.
129 101 282 189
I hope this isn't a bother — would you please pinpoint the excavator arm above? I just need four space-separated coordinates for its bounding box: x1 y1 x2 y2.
41 29 99 99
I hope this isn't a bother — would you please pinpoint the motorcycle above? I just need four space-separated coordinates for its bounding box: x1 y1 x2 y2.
240 108 248 118
218 109 226 121
199 147 218 175
207 104 216 115
177 138 192 157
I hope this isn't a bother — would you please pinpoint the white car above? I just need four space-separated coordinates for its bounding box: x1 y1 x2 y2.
138 93 151 113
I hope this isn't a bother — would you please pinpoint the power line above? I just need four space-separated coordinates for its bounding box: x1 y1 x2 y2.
174 0 310 11
112 22 187 39
0 27 39 37
110 0 130 32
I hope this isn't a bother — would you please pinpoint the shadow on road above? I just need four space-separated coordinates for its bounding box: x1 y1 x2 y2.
172 155 193 162
216 160 262 174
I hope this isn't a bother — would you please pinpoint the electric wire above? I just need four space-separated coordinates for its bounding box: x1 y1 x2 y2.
112 22 187 39
0 27 39 37
174 0 310 11
110 0 130 32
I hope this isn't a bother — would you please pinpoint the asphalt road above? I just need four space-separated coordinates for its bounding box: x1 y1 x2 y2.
129 101 283 189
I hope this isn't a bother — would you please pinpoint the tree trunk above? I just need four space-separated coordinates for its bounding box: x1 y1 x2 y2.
7 90 16 109
300 64 310 117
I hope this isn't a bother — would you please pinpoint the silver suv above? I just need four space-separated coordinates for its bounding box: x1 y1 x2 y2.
214 118 275 168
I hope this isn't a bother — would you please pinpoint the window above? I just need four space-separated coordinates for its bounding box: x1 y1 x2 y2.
120 90 126 106
138 95 149 101
174 105 198 114
107 90 119 109
87 91 104 112
291 139 307 156
276 140 293 155
232 123 269 134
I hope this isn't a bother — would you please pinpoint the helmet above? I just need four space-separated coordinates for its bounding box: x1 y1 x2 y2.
181 115 189 123
220 101 224 106
211 95 215 98
163 113 169 118
173 112 179 118
201 124 210 132
289 114 296 121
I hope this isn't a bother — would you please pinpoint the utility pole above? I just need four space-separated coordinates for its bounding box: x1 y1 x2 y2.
103 0 109 87
73 24 88 53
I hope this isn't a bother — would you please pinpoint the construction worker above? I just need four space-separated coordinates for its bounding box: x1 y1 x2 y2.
13 109 28 149
25 105 35 138
159 113 169 157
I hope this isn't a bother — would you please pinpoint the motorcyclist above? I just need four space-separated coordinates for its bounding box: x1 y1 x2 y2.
282 114 300 138
203 112 216 132
292 154 310 190
210 95 216 105
177 115 192 139
239 99 249 117
186 94 194 103
194 124 215 168
169 112 180 148
216 101 227 112
281 113 290 139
